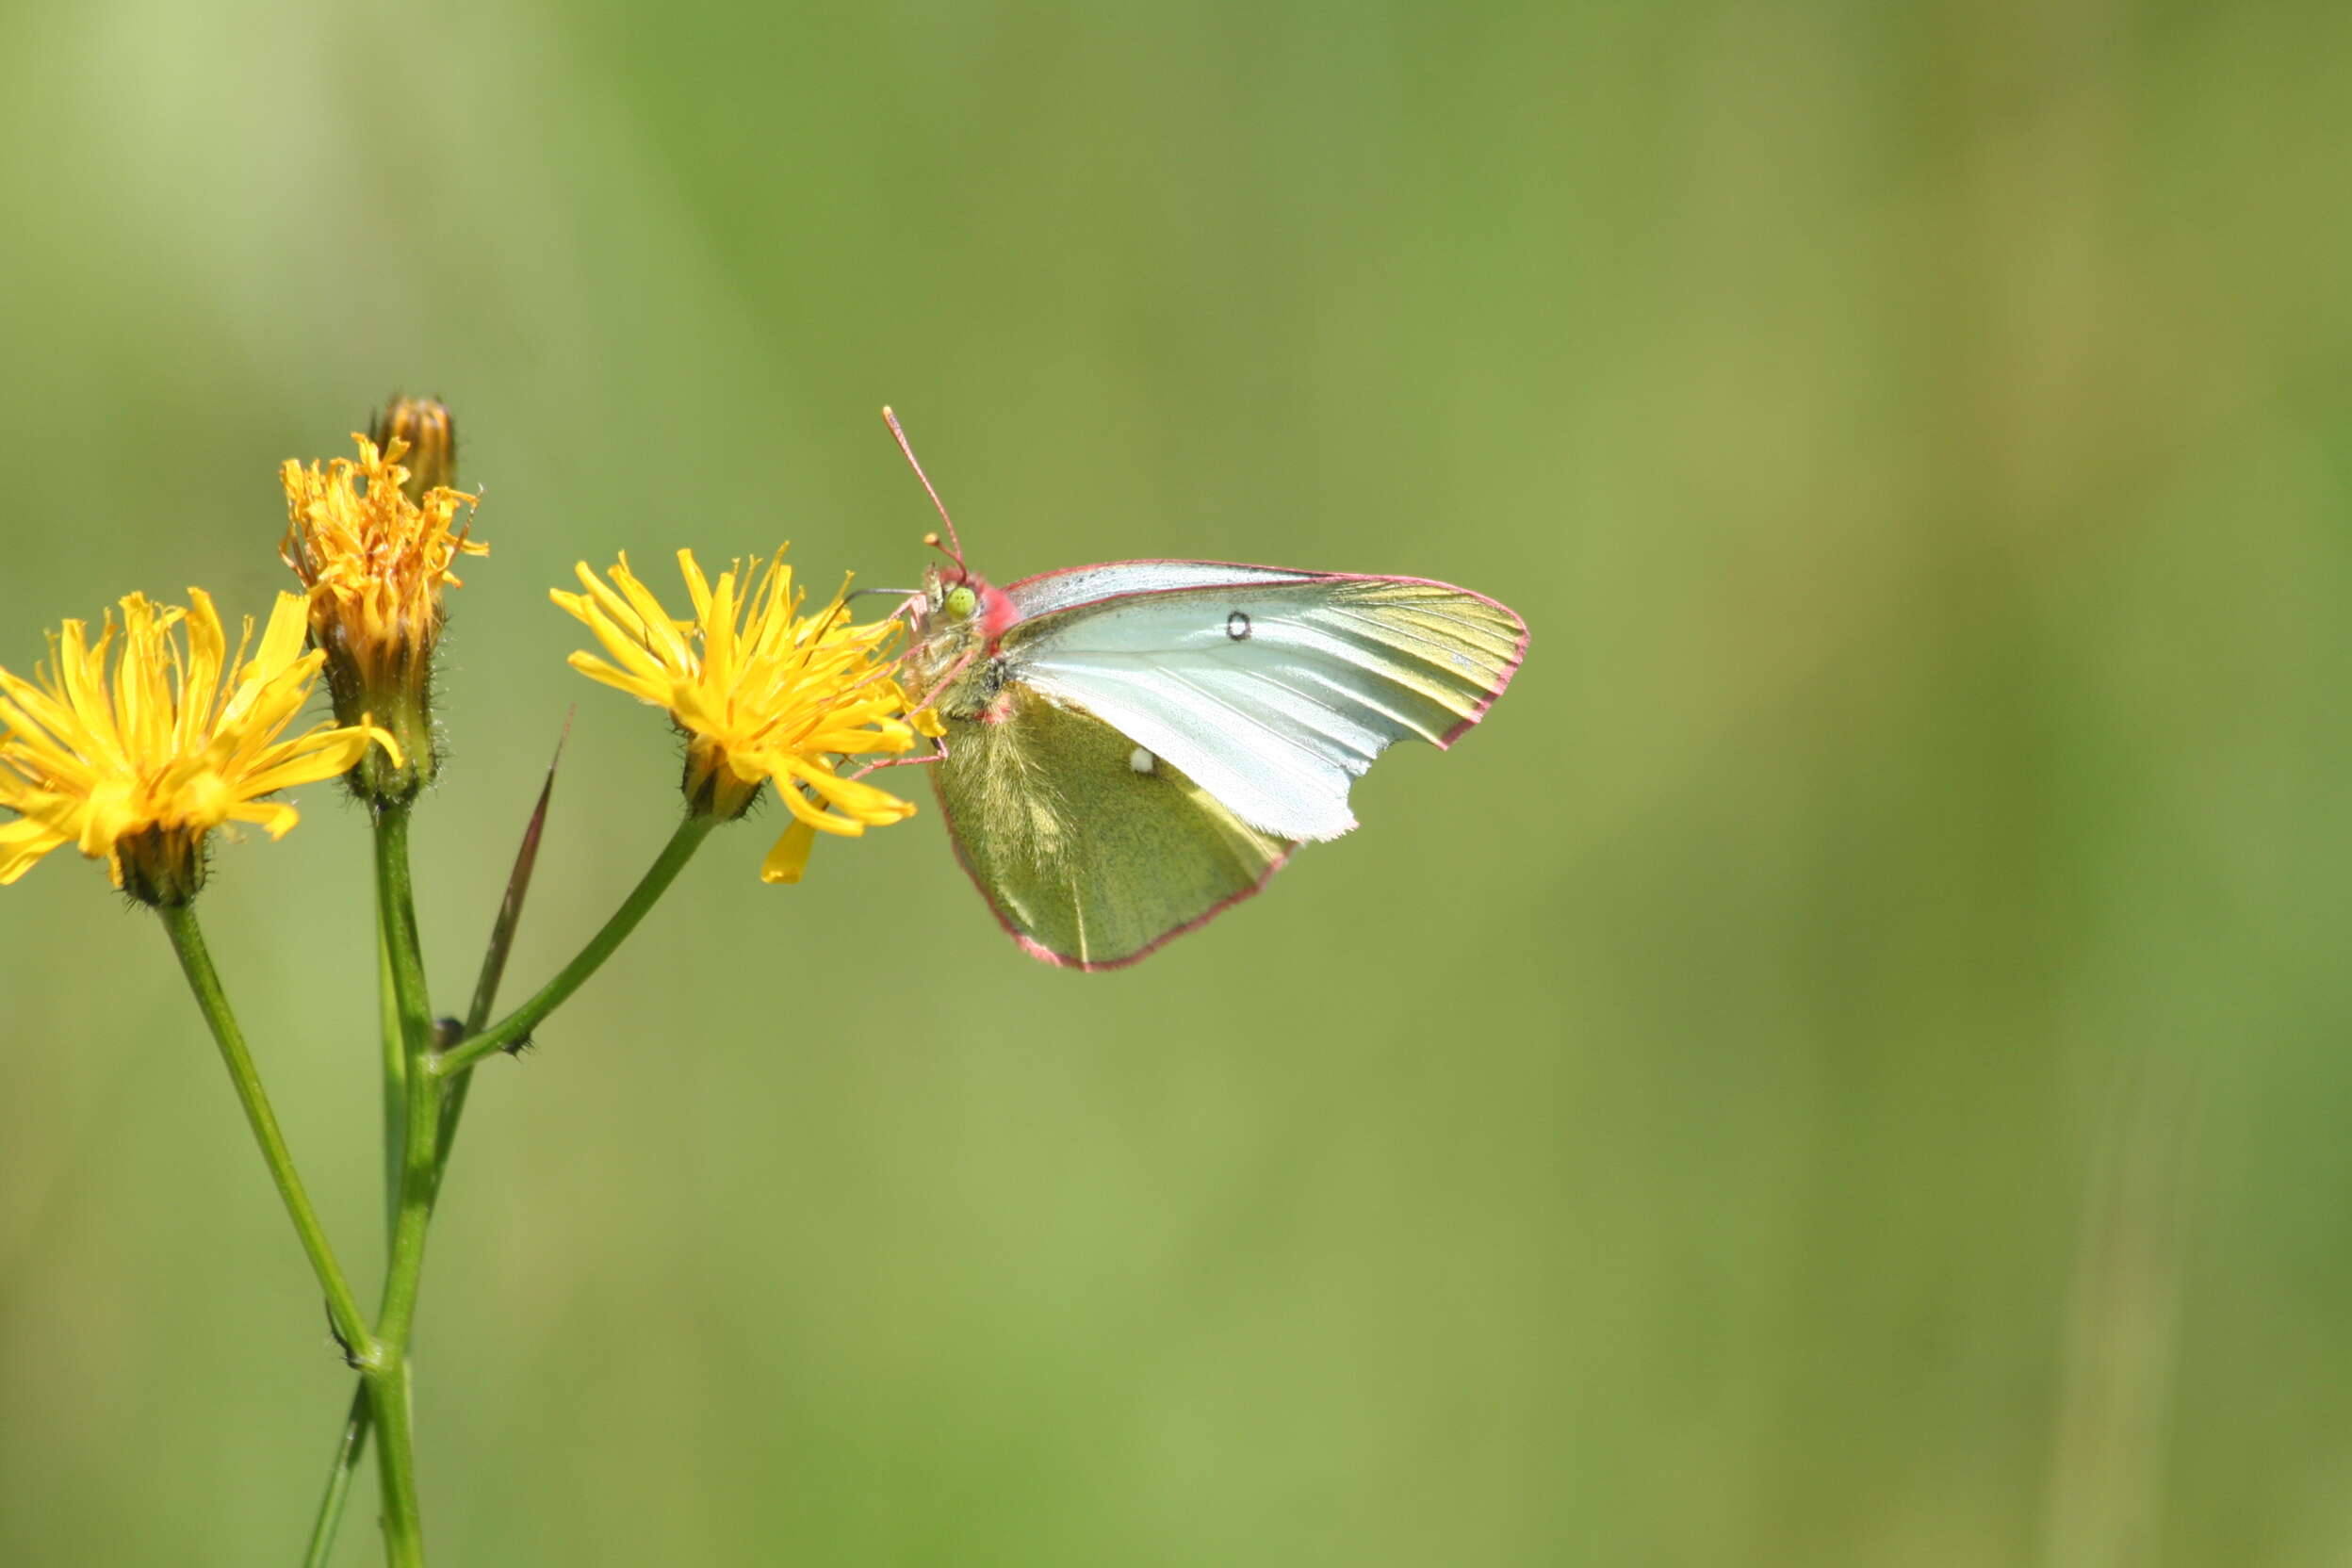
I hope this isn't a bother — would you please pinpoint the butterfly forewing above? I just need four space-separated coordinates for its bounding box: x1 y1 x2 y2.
1000 574 1527 841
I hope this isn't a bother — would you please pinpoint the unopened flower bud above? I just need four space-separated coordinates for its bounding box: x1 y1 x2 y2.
370 396 457 502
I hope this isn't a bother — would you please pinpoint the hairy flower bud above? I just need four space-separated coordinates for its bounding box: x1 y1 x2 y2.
370 396 457 502
281 414 484 805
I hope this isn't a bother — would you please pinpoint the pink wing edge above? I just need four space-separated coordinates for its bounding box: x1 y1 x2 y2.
944 559 1528 970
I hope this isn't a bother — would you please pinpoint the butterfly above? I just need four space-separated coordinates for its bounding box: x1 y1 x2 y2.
880 410 1528 969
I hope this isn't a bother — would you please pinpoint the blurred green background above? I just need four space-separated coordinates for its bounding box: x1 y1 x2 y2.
2 1 2348 1562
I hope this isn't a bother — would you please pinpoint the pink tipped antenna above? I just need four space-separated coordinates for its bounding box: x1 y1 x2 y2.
880 405 967 578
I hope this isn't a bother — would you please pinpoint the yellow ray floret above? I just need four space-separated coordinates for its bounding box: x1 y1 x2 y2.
280 433 484 696
552 548 921 882
0 589 398 894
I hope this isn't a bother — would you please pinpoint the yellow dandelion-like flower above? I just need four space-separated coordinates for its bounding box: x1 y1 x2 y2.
280 432 483 800
553 548 922 883
0 589 397 904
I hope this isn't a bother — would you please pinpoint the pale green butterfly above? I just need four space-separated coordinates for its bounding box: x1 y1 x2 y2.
881 410 1528 969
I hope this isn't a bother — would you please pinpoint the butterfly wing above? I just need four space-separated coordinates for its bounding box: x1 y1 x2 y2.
931 680 1293 969
998 566 1527 841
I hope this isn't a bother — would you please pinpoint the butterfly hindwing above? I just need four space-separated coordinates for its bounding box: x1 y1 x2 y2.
930 681 1294 969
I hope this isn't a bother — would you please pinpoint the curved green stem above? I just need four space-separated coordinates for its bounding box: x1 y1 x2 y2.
433 812 718 1077
156 903 375 1364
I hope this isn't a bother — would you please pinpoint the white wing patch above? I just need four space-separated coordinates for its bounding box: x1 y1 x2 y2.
1006 576 1525 841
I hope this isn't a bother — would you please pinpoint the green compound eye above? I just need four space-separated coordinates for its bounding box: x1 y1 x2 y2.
943 584 979 620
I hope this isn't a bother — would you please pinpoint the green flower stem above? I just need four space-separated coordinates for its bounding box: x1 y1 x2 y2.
155 902 376 1364
304 801 437 1566
367 1037 438 1566
291 1085 473 1568
300 1385 370 1568
374 802 437 1075
368 799 439 1565
301 895 409 1563
377 914 405 1246
432 811 719 1078
375 988 443 1365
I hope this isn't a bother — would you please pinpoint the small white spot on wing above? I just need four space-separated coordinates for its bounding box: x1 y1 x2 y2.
1129 746 1156 775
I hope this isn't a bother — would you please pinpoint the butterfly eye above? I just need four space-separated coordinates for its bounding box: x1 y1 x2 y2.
943 584 979 620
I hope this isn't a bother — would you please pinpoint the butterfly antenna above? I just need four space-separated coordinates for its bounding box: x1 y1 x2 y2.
880 405 967 578
844 583 925 627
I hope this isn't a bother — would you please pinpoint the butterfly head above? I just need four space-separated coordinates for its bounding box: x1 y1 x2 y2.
917 563 1019 641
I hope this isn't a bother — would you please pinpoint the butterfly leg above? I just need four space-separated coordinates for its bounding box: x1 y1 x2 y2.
852 740 948 780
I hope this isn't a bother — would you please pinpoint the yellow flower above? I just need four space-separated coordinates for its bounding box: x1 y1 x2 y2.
553 548 921 882
280 432 483 800
0 589 397 903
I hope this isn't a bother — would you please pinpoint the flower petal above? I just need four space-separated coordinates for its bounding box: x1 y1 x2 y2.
760 818 817 884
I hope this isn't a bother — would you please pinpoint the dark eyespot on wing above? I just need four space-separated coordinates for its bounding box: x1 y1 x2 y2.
1226 611 1252 641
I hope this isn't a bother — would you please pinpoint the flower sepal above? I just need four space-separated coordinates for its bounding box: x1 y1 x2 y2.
116 822 208 908
347 685 438 805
